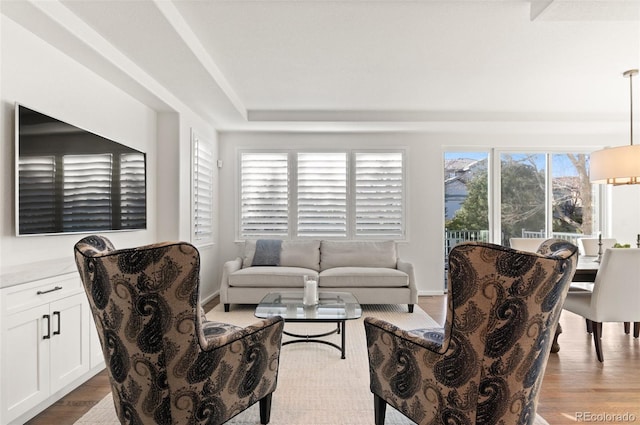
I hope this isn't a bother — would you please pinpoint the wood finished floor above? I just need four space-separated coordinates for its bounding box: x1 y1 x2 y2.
26 296 640 425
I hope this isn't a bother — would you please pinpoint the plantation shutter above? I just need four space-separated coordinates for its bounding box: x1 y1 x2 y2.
18 155 57 234
120 152 147 230
241 152 289 237
63 154 112 232
193 138 214 242
355 152 404 237
297 152 347 237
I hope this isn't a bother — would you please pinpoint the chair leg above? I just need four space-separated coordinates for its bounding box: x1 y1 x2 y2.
586 319 593 334
259 393 273 424
624 322 630 334
592 321 604 362
374 394 387 425
634 322 640 338
408 304 414 313
224 303 230 312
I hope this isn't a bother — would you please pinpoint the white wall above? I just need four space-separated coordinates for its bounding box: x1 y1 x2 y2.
0 16 158 269
218 130 637 294
0 16 220 300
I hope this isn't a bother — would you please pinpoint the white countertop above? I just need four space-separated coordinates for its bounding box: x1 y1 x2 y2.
0 257 78 288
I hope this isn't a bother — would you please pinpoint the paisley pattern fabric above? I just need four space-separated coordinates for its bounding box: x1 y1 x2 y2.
74 236 284 425
365 240 577 425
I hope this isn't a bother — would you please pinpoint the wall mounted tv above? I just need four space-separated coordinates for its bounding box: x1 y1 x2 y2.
15 104 147 236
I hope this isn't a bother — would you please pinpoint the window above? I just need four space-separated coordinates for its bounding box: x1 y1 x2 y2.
297 153 347 237
355 152 404 237
239 150 406 239
444 149 598 249
240 152 289 238
192 133 215 244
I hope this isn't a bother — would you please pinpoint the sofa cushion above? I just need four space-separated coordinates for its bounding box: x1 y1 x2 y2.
281 240 321 270
243 240 321 271
320 240 397 271
229 266 318 287
319 267 408 288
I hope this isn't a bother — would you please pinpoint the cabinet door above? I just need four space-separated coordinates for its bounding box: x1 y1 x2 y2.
89 313 105 369
49 293 90 393
2 304 51 423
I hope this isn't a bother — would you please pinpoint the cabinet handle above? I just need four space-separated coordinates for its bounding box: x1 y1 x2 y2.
53 311 61 335
43 314 51 340
37 286 63 295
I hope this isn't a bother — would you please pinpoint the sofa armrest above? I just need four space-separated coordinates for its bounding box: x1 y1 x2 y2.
397 258 418 303
220 257 243 303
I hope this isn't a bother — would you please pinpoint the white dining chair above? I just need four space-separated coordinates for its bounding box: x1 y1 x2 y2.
577 237 617 256
509 237 548 253
563 248 640 362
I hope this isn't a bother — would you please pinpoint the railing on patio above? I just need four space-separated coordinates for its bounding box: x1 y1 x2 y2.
445 229 583 260
445 230 490 258
520 230 581 245
444 229 584 287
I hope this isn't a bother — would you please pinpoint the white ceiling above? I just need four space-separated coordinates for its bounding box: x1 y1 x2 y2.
2 0 640 132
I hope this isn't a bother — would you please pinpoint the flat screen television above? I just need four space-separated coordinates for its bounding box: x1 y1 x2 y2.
15 104 147 236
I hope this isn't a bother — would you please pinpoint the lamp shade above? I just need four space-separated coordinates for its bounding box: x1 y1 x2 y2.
590 145 640 185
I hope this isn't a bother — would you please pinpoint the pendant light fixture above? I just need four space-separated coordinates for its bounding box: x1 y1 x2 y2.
590 69 640 185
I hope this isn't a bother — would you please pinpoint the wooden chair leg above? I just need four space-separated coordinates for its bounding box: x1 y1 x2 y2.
624 322 630 334
259 393 273 424
374 394 387 425
634 322 640 338
592 321 604 362
586 319 593 334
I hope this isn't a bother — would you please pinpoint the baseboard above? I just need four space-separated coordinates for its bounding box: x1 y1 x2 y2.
10 364 106 425
201 289 219 305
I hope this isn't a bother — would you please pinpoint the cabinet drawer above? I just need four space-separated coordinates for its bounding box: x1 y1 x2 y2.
2 274 83 315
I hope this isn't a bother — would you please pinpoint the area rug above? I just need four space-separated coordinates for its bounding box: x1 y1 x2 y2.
74 304 438 424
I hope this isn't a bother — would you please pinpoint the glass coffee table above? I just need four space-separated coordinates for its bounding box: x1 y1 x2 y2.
255 291 362 359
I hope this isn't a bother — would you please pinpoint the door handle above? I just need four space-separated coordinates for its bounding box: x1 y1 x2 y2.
43 314 51 340
53 311 61 335
37 286 63 295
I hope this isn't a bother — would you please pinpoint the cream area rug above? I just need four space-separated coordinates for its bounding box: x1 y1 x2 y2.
74 304 550 425
75 304 433 424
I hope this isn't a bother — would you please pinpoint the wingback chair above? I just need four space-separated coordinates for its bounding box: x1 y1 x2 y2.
364 240 578 425
74 235 284 425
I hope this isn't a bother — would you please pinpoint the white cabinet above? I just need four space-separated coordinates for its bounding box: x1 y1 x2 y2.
89 314 104 369
1 273 99 425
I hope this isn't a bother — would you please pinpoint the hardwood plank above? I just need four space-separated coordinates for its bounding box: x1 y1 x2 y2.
26 296 640 425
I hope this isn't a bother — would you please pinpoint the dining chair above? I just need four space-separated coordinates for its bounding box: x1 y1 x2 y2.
509 237 548 253
563 248 640 362
74 235 284 425
365 239 577 425
577 237 617 256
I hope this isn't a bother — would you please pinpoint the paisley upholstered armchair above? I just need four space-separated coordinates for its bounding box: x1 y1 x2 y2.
364 240 577 425
74 236 284 425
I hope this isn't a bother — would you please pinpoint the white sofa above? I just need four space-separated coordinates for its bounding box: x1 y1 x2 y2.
220 240 418 312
